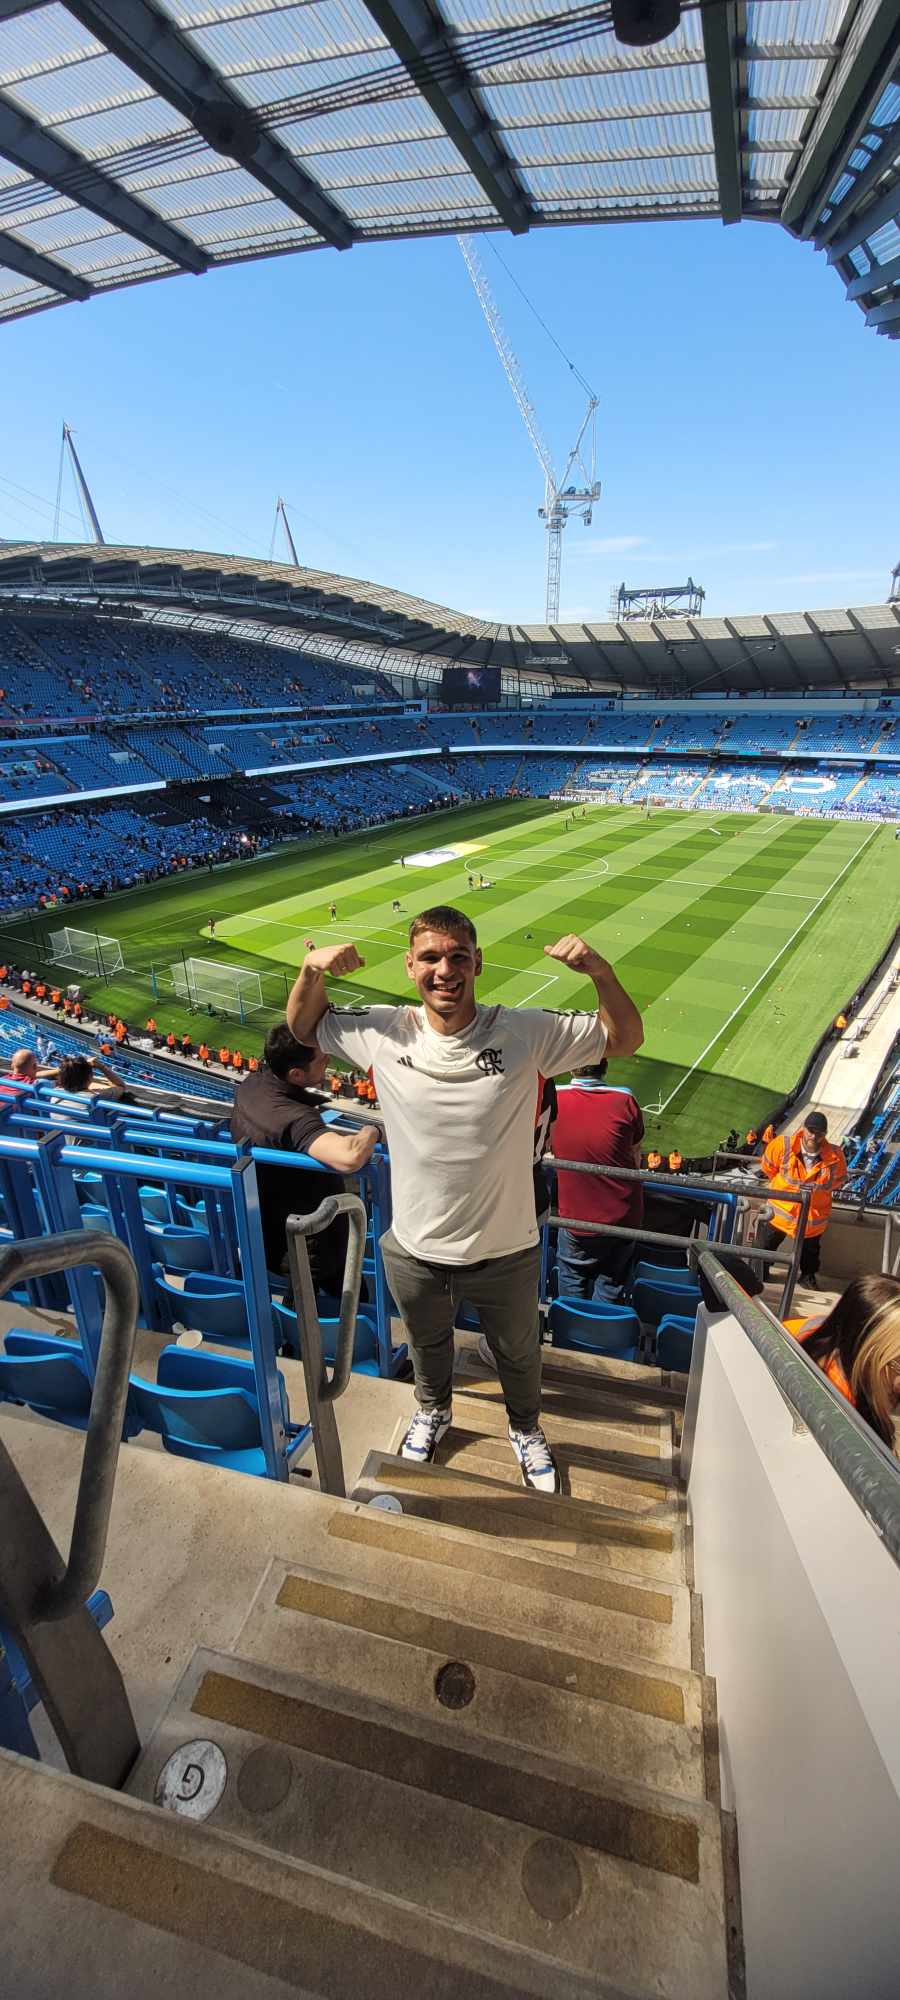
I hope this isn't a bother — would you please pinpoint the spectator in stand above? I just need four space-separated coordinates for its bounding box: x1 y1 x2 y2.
552 1060 644 1301
7 1048 55 1084
229 1022 378 1300
288 914 642 1493
785 1276 900 1450
55 1054 129 1101
757 1112 848 1288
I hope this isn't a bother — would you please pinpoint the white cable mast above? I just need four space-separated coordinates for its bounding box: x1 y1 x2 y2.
458 235 599 624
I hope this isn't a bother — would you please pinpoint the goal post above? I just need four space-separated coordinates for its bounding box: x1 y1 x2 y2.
47 927 124 980
170 956 264 1022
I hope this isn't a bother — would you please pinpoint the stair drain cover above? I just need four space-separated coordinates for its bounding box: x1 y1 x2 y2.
521 1837 583 1923
154 1740 227 1820
434 1660 476 1709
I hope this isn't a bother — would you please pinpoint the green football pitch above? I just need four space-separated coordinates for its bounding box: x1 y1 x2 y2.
17 799 898 1157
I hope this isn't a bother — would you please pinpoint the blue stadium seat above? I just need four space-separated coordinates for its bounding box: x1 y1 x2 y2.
146 1222 213 1272
0 1330 93 1428
656 1314 697 1372
152 1267 250 1345
633 1260 696 1288
548 1298 641 1360
272 1298 380 1374
128 1345 288 1475
632 1277 702 1328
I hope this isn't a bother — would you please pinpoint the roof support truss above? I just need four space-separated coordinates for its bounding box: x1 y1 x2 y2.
846 245 900 295
701 0 745 225
781 0 900 236
815 107 900 246
826 168 900 259
63 0 356 251
0 227 91 300
0 91 208 273
359 0 535 233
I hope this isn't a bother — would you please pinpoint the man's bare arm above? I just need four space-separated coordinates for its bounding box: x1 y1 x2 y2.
286 943 366 1042
306 1124 379 1174
544 935 643 1058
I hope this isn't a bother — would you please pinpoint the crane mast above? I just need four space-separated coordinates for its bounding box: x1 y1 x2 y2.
458 236 599 624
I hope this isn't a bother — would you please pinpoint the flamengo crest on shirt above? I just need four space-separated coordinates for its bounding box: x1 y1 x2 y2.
475 1047 505 1076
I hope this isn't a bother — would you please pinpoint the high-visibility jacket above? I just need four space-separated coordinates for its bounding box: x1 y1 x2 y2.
761 1130 847 1238
646 1151 662 1170
668 1151 683 1172
784 1318 852 1407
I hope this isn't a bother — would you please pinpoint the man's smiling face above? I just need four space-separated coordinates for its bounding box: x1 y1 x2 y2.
406 927 482 1032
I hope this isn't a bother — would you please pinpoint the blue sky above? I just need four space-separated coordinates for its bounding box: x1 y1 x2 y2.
0 212 895 626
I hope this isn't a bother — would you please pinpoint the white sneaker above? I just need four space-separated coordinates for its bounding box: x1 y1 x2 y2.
508 1423 560 1495
476 1332 498 1371
401 1405 452 1463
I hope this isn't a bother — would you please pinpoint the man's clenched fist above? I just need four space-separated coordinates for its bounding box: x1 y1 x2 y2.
304 942 366 977
544 934 609 980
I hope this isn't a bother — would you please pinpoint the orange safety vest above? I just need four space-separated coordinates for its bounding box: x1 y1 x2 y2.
198 1045 210 1063
785 1318 853 1407
647 1151 662 1170
668 1151 683 1172
761 1131 847 1238
247 1055 258 1072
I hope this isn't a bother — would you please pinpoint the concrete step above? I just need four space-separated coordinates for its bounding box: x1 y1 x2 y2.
448 1378 675 1465
237 1553 710 1800
0 1748 614 2000
353 1450 689 1584
436 1424 680 1515
126 1649 729 1999
287 1496 694 1667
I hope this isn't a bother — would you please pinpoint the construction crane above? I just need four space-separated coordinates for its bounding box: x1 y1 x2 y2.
53 422 104 544
269 495 300 567
458 235 599 625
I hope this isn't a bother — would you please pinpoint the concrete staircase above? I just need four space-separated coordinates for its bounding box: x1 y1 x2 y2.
3 1347 740 1997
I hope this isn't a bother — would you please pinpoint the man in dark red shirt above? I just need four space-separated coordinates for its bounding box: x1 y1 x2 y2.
552 1060 644 1300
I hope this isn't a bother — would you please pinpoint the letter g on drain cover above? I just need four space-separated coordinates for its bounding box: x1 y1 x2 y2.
155 1739 227 1820
434 1660 476 1709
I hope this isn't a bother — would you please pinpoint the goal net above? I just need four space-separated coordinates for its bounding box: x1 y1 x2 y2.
47 927 124 978
170 956 264 1020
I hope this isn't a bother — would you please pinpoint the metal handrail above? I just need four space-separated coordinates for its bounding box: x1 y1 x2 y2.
697 1250 900 1570
286 1193 368 1497
547 1155 812 1315
0 1229 138 1620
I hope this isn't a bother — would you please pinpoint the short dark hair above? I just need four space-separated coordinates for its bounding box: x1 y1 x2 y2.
804 1111 828 1136
408 905 477 949
576 1059 608 1081
265 1022 318 1079
57 1054 93 1093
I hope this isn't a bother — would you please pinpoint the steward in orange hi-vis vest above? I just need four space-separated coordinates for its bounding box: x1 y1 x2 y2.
761 1122 847 1239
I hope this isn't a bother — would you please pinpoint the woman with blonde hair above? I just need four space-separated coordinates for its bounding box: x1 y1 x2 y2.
788 1275 900 1449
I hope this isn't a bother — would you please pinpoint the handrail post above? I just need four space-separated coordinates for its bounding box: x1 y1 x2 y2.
0 1228 140 1785
287 1193 367 1498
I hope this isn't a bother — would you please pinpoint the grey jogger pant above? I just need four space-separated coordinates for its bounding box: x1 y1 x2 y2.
380 1229 542 1432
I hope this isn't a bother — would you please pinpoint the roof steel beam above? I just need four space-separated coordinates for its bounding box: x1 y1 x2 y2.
815 111 900 245
781 0 900 236
826 169 900 259
359 0 534 232
62 0 355 251
846 244 900 296
0 227 91 300
701 0 744 224
0 92 208 273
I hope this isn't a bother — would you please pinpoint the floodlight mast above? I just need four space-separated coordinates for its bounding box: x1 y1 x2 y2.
457 236 599 624
270 496 300 567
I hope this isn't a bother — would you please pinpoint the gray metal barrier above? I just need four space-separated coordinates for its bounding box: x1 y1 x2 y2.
547 1157 813 1317
682 1250 900 1570
0 1229 140 1787
286 1192 368 1498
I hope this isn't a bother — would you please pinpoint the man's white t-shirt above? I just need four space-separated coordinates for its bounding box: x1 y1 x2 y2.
317 1001 607 1264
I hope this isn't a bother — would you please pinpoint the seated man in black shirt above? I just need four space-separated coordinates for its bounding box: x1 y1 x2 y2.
230 1023 378 1299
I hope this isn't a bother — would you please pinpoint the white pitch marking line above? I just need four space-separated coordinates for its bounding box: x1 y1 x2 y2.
647 827 879 1118
513 973 559 1008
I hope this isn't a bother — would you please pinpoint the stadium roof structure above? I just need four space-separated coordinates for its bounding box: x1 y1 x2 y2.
0 1 897 337
2 537 900 693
